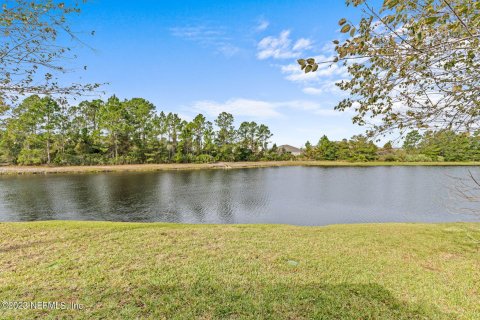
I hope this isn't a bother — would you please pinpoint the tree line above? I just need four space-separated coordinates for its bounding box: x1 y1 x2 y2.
1 95 480 166
0 95 291 165
301 130 480 162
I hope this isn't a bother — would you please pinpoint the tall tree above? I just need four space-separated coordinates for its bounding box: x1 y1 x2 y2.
177 120 194 162
403 130 422 152
316 135 338 160
202 121 215 156
348 135 378 161
191 114 207 155
246 121 258 153
5 95 51 164
124 98 155 161
76 100 104 136
215 112 236 161
256 124 272 152
38 97 62 164
98 96 127 162
215 112 235 147
303 141 315 159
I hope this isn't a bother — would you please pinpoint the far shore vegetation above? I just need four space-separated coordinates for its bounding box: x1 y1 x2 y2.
1 161 480 175
2 95 480 167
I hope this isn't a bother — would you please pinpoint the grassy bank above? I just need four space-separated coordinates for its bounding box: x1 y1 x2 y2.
1 160 480 175
0 222 478 319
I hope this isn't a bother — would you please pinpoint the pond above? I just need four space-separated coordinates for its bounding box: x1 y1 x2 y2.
0 166 479 225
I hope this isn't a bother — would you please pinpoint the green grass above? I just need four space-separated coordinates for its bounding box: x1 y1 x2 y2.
0 221 479 319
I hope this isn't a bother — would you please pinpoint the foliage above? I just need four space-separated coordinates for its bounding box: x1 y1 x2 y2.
300 0 480 136
315 135 338 160
0 0 99 103
0 95 278 165
301 134 378 162
403 130 422 151
301 130 480 162
2 95 480 165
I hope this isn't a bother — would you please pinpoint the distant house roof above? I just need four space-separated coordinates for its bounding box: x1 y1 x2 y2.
278 145 303 154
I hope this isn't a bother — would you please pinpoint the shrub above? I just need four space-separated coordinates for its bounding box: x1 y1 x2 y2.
383 154 397 162
195 154 215 163
17 149 45 165
405 154 434 162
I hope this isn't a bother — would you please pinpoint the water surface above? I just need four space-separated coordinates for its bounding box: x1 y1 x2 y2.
0 166 478 225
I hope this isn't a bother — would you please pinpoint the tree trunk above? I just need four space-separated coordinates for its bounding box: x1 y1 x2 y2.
46 138 51 164
114 133 118 161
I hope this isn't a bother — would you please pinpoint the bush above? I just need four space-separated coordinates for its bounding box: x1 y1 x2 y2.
17 149 45 165
405 154 434 162
382 154 398 162
53 154 83 166
107 155 138 165
351 154 368 162
195 154 214 163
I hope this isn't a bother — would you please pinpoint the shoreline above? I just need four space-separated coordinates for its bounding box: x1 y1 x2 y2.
1 160 480 175
1 220 478 227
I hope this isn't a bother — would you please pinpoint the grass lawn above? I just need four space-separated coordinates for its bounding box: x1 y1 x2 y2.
0 222 479 319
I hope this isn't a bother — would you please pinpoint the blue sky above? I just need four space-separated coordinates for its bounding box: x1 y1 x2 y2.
66 0 371 147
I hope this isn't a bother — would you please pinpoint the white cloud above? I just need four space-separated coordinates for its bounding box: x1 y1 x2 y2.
302 81 344 96
255 19 270 32
257 30 312 60
302 87 323 95
170 26 227 42
170 25 240 57
283 100 351 116
255 28 352 102
292 38 312 51
189 98 345 119
217 43 240 57
191 98 282 118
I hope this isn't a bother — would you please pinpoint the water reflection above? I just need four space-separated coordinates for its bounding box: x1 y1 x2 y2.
0 167 478 225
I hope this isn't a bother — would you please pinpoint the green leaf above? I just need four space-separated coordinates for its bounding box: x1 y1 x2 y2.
338 18 347 26
305 65 313 73
385 0 399 9
333 40 339 44
297 59 306 66
425 16 439 25
312 63 319 72
306 58 315 65
350 27 356 37
341 25 351 33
